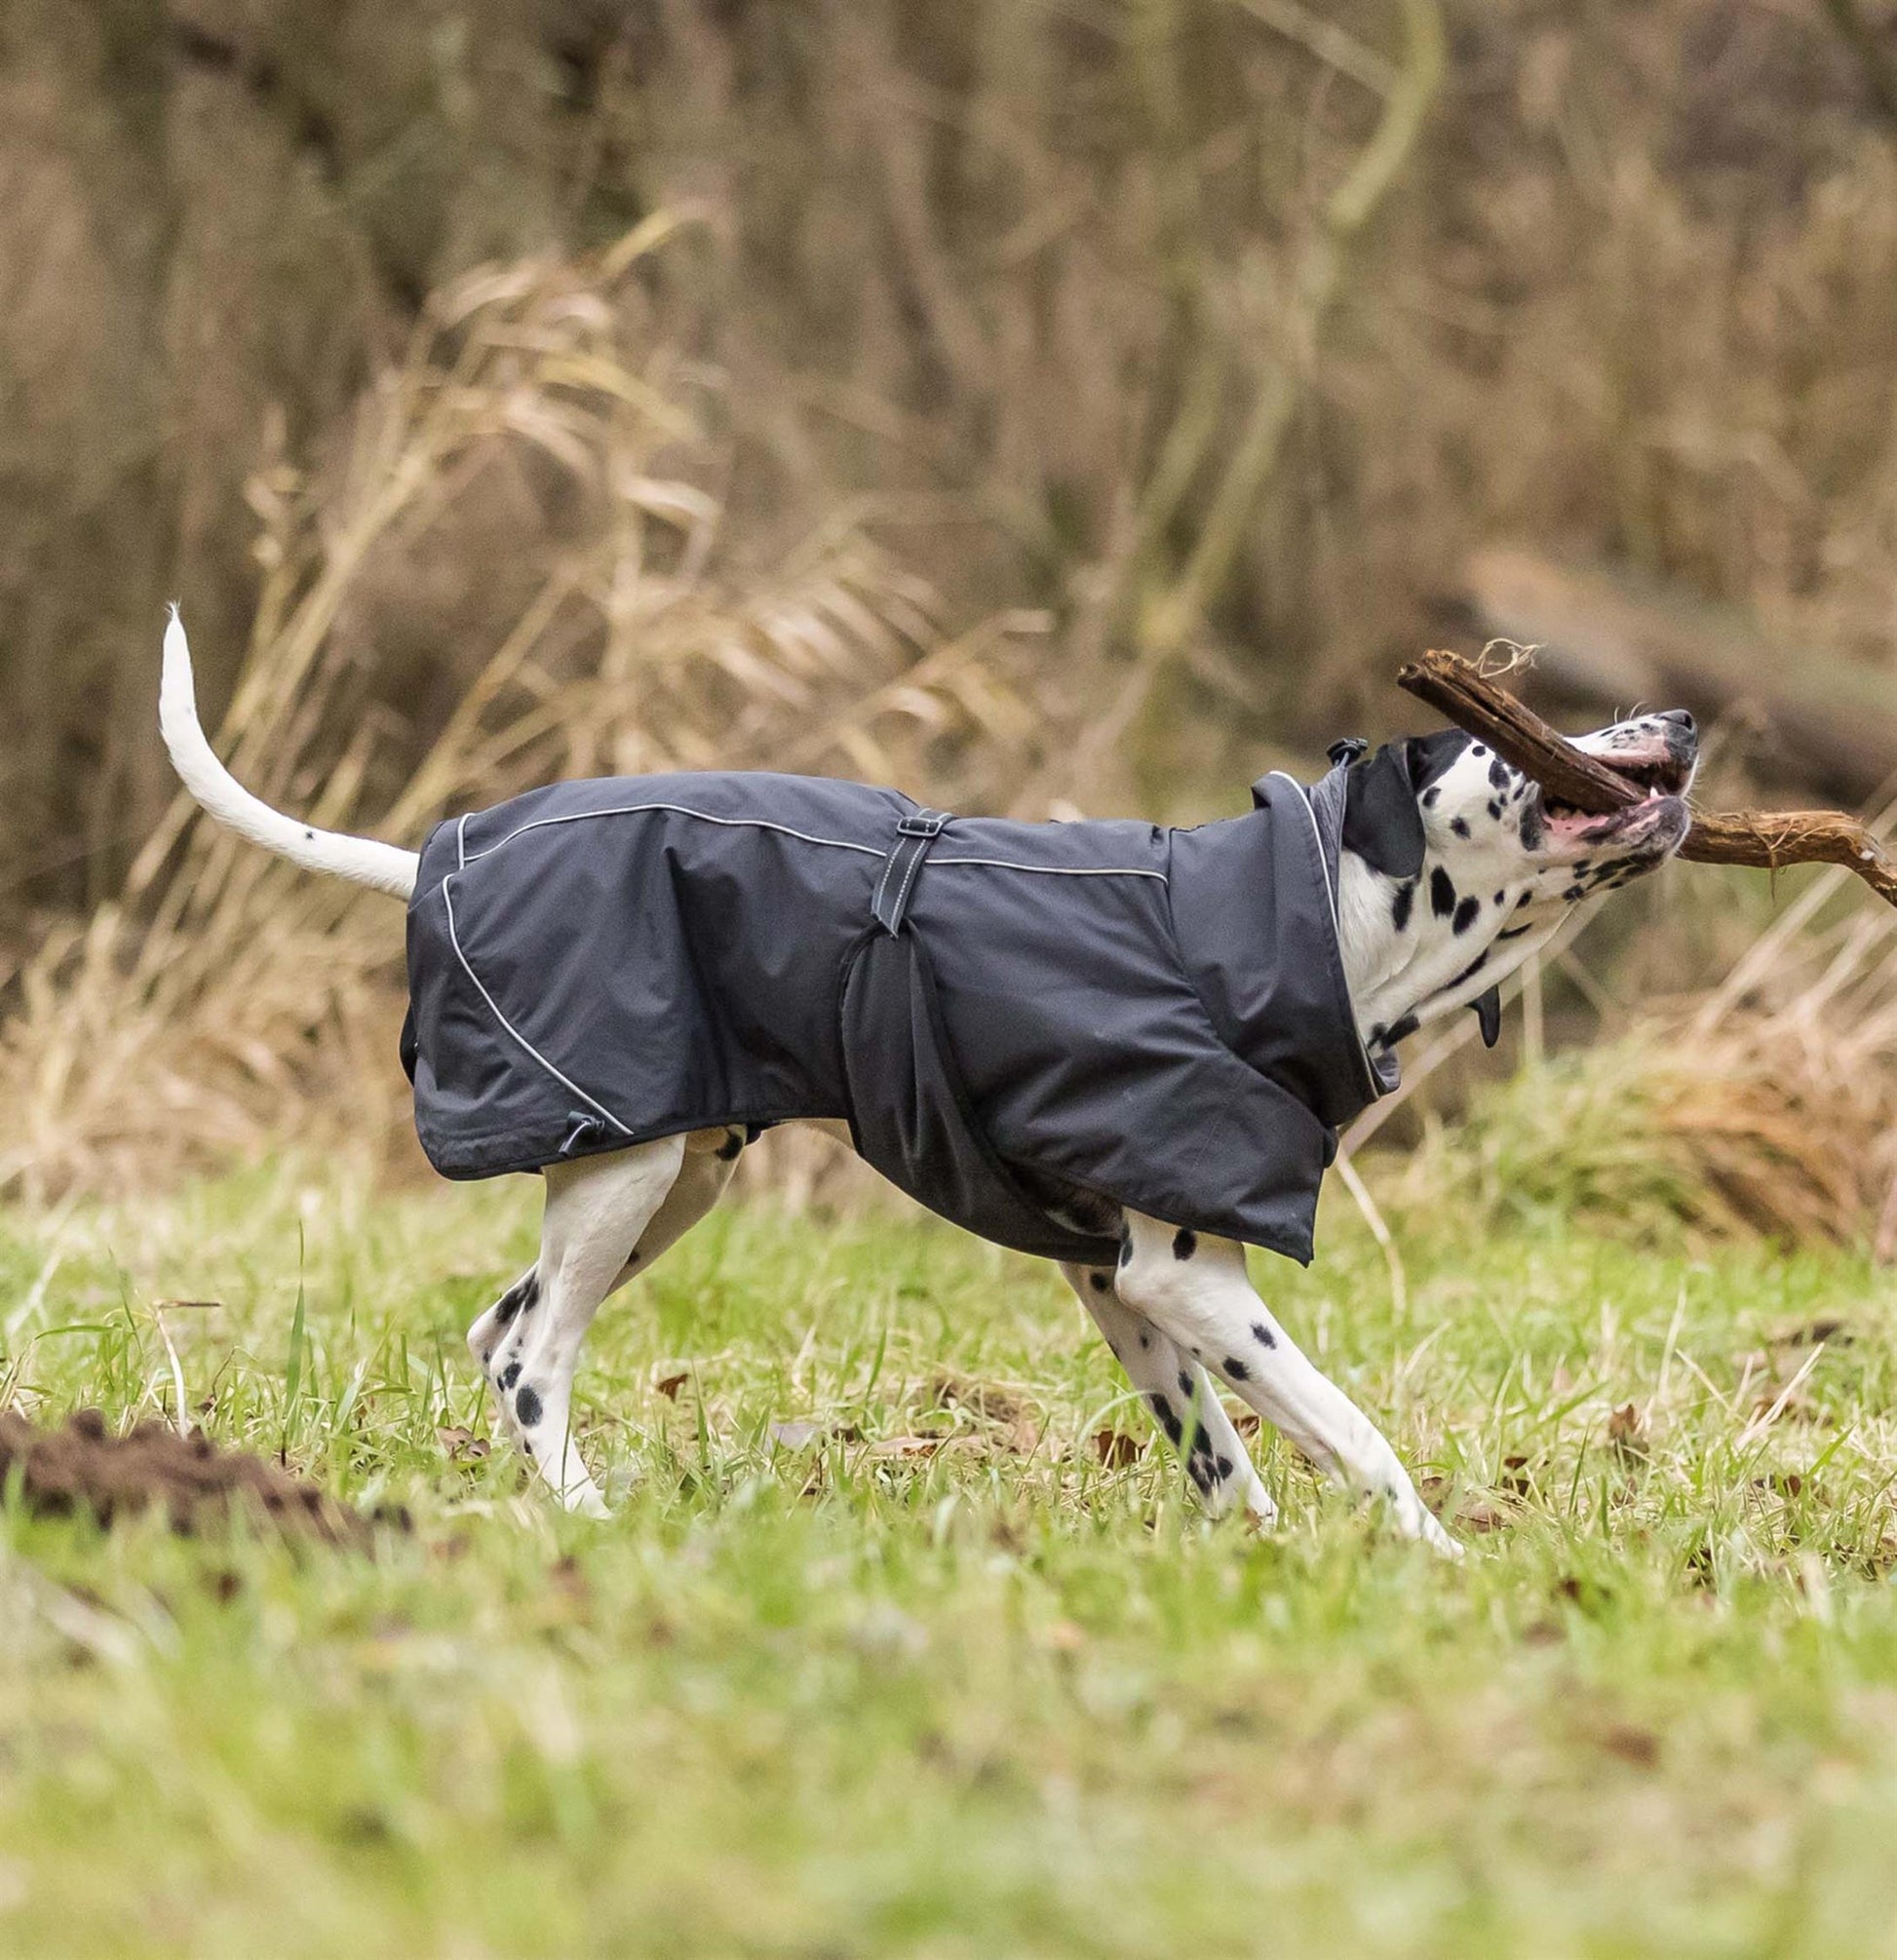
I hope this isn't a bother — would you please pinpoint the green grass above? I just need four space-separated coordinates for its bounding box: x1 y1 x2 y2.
3 1161 1897 1958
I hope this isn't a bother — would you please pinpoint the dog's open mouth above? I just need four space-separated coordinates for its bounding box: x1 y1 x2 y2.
1535 746 1693 857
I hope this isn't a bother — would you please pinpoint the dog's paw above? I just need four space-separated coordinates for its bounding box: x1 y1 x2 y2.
1384 1483 1463 1559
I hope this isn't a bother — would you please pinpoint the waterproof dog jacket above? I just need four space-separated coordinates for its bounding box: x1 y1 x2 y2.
402 764 1396 1269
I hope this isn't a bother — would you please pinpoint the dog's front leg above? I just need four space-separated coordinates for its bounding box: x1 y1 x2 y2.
1112 1215 1458 1556
1063 1264 1276 1523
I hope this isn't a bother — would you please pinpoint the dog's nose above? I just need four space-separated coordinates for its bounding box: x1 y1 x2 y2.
1657 709 1695 734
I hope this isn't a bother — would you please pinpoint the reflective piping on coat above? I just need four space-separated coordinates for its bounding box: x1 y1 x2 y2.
440 874 634 1138
459 801 886 866
927 857 1167 881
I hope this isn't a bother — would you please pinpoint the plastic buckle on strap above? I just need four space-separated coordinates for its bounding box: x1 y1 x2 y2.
873 809 952 935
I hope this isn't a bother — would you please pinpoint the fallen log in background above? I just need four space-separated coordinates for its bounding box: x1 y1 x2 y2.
1455 548 1897 809
1396 648 1897 907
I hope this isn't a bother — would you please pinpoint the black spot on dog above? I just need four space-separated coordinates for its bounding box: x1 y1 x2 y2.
1391 880 1414 931
1148 1392 1183 1445
1497 923 1530 941
1117 1235 1132 1269
1173 1227 1197 1261
1089 1272 1110 1293
1452 896 1481 935
1176 1369 1192 1397
498 1361 522 1392
1222 1356 1250 1381
1573 860 1591 875
1252 1321 1277 1348
1488 754 1510 792
1430 867 1457 917
1138 1331 1150 1349
1421 787 1440 808
516 1384 543 1427
1486 800 1502 821
480 1348 492 1366
716 1129 744 1162
1215 1455 1234 1481
1492 890 1505 905
494 1273 539 1328
1451 817 1471 839
1384 1013 1418 1044
1563 883 1587 902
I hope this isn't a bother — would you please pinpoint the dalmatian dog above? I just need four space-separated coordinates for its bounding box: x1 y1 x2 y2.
160 612 1695 1550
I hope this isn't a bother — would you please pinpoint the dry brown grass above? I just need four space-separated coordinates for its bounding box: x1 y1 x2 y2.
1377 836 1897 1251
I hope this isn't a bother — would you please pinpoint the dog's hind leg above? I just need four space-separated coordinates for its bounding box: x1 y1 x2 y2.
471 1127 749 1511
1063 1263 1276 1523
600 1125 750 1289
480 1135 686 1516
1111 1216 1459 1556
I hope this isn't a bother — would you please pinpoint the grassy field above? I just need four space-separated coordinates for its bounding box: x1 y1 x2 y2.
2 1160 1897 1958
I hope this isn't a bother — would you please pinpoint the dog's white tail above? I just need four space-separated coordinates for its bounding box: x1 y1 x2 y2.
159 607 419 902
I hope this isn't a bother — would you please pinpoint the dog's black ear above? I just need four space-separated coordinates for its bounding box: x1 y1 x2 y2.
1340 742 1427 881
1472 983 1501 1049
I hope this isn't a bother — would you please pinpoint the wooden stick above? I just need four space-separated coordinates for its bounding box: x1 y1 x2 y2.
1395 648 1897 906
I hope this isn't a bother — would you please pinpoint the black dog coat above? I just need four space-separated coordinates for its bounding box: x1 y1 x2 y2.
402 764 1395 1268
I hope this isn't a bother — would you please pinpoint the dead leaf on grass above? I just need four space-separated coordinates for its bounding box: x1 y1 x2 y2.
1092 1429 1143 1469
1749 1380 1825 1426
436 1426 490 1463
1421 1475 1512 1533
867 1435 948 1460
1770 1317 1852 1349
926 1372 1042 1454
1607 1403 1649 1460
1599 1722 1661 1769
1457 1497 1513 1534
655 1372 689 1402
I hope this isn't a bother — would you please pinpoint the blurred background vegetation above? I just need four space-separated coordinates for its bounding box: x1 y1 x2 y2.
4 0 1897 1235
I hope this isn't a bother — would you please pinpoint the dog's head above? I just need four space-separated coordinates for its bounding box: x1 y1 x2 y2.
1334 711 1698 1051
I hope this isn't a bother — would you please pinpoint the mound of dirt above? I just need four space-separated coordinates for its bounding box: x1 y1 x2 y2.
0 1409 370 1547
